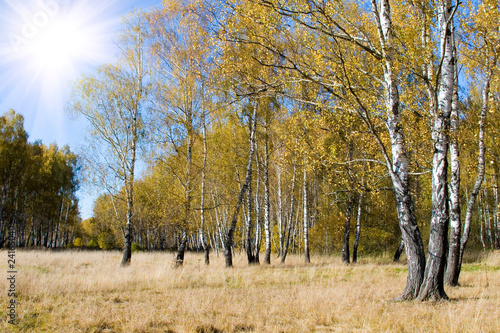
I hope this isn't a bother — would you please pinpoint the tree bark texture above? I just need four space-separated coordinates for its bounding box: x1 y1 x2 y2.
445 57 461 286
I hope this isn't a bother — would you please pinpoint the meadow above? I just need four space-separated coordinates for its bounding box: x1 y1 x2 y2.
0 250 499 332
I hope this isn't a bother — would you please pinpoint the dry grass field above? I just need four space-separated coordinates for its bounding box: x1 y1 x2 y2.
0 250 499 333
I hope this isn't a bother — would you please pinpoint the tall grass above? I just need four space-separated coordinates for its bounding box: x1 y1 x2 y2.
1 250 499 332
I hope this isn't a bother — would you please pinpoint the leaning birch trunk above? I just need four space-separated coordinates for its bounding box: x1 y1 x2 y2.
418 0 456 301
224 105 257 267
457 71 491 281
372 0 426 300
303 166 310 264
445 55 461 286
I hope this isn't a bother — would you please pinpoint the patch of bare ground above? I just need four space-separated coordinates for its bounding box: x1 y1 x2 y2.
1 250 499 332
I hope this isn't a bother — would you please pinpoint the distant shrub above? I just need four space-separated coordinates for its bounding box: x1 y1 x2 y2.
73 237 83 247
131 243 143 253
87 238 99 248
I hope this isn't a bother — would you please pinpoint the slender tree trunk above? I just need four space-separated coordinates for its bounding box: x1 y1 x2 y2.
281 160 297 264
484 189 493 249
200 109 210 265
245 123 256 264
224 105 257 267
176 106 194 266
254 158 261 264
480 197 486 251
342 192 353 264
353 190 364 263
493 174 499 249
303 166 310 264
263 120 272 264
457 71 491 283
277 161 284 258
342 141 354 263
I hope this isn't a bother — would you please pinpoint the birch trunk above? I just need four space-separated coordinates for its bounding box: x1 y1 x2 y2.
121 185 134 266
263 120 272 264
254 159 261 263
445 56 461 286
458 73 490 274
372 0 426 300
303 166 310 263
352 190 364 263
200 110 210 265
281 161 296 264
176 106 194 267
224 105 257 267
245 139 256 264
121 113 138 266
418 0 456 301
342 141 354 263
493 174 499 249
277 161 284 258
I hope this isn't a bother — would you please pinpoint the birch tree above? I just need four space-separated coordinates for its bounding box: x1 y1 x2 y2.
146 0 215 265
447 0 500 285
68 15 148 266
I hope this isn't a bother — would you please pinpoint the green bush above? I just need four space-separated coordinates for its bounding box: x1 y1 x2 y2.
87 238 99 248
131 243 143 253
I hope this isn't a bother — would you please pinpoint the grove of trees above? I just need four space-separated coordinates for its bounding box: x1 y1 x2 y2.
0 110 80 249
65 0 499 301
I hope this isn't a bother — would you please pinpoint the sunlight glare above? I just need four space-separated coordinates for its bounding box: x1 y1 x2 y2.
27 20 90 73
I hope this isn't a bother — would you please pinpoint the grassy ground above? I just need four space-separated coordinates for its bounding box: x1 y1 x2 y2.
0 250 499 332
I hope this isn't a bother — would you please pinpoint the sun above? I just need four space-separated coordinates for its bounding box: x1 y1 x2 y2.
1 0 120 105
26 19 93 77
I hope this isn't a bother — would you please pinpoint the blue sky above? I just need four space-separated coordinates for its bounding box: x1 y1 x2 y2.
0 0 163 219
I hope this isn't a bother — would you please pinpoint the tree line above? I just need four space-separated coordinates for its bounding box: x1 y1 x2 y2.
0 110 80 249
67 0 499 301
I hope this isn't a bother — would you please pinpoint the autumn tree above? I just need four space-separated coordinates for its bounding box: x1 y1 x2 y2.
146 0 218 266
68 14 148 266
445 0 500 285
